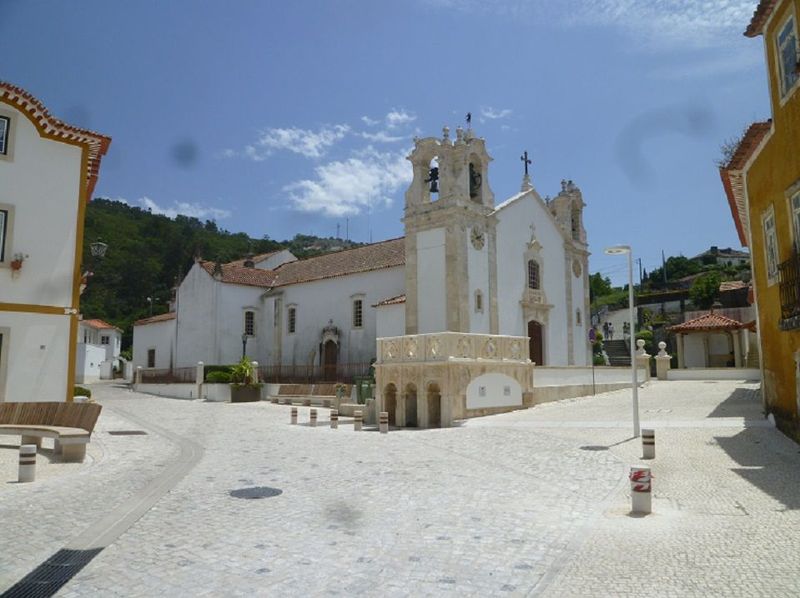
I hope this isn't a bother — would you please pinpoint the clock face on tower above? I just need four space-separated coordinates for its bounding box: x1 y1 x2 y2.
471 226 485 250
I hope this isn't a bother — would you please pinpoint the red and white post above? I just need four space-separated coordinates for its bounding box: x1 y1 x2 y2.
630 466 652 514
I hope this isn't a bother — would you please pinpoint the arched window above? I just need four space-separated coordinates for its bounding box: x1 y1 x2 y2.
244 310 255 336
527 260 540 290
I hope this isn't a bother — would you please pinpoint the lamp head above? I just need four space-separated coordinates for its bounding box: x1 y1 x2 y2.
89 241 108 258
604 245 631 255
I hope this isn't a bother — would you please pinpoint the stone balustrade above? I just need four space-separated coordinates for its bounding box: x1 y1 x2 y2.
377 332 530 364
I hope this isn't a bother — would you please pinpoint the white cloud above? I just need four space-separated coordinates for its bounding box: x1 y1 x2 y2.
241 124 351 160
480 106 512 120
284 147 412 217
361 115 380 126
137 196 231 220
386 109 416 129
423 0 755 49
359 130 406 143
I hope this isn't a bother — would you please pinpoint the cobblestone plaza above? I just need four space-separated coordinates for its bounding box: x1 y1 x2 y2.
2 380 798 596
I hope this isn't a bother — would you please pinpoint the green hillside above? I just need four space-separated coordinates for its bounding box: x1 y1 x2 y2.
80 199 363 347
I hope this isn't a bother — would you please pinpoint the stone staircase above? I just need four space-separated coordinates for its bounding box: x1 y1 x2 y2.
604 340 631 367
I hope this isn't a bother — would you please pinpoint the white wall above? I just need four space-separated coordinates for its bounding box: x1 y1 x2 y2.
466 373 522 409
0 106 83 306
75 343 106 383
272 266 404 367
416 228 446 333
467 227 491 333
258 249 296 270
0 312 73 402
495 191 570 365
133 318 176 369
376 303 405 339
683 335 707 367
214 284 264 365
0 100 84 403
571 261 589 365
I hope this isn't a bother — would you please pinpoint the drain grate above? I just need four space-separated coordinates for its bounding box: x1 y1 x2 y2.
2 548 103 597
579 445 608 451
107 430 148 436
229 486 282 500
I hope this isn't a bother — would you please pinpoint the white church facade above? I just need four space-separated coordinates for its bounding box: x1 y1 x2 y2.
133 127 590 385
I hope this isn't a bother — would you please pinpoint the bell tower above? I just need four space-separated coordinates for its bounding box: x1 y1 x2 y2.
403 126 498 334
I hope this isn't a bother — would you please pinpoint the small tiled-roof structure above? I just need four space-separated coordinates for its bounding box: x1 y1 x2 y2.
373 294 406 307
719 121 772 246
668 312 747 333
199 261 278 288
270 237 405 287
134 312 177 326
745 0 779 37
0 81 111 199
81 318 122 332
226 251 281 268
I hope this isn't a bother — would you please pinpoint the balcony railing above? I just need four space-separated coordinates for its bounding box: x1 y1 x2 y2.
778 251 800 329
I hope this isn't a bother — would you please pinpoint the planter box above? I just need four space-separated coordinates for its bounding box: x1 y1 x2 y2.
230 386 262 403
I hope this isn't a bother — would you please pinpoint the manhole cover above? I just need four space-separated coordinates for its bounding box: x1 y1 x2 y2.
229 486 282 500
108 430 148 436
579 445 608 451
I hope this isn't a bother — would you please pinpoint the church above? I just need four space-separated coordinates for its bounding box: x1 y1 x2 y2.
133 126 590 379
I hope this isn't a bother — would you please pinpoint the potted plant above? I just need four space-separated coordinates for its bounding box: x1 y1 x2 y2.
229 357 262 403
10 252 27 275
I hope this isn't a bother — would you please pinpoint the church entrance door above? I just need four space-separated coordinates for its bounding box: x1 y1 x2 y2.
528 320 544 365
323 340 337 381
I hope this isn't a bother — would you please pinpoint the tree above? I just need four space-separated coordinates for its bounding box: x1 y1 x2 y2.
689 272 721 310
589 272 613 301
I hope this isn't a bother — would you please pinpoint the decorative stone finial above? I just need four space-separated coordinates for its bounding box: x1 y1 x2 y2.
455 127 464 144
657 341 669 357
442 126 450 142
521 173 533 192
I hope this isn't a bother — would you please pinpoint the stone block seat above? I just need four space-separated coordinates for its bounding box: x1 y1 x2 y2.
269 384 347 408
0 402 102 463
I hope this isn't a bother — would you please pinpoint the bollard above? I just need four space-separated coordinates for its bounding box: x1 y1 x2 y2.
630 466 652 514
330 409 339 429
310 408 317 427
290 407 298 425
18 444 37 483
379 411 388 434
354 410 363 431
642 429 655 459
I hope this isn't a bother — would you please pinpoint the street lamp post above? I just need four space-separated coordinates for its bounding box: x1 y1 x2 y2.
604 245 640 438
241 333 248 360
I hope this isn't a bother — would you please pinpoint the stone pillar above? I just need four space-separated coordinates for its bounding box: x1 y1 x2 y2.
196 361 204 400
731 331 742 368
251 361 259 383
135 366 142 385
655 341 672 381
677 334 685 369
635 339 651 381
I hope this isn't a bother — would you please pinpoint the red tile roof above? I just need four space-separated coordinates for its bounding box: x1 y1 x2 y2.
719 121 772 246
373 294 406 307
134 312 177 326
668 312 746 333
270 237 405 287
199 261 278 288
745 0 779 37
81 318 121 331
0 82 111 199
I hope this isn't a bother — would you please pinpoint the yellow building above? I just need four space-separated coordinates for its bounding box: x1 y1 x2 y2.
721 0 800 439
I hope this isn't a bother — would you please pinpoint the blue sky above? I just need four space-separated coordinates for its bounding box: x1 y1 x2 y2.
1 0 768 284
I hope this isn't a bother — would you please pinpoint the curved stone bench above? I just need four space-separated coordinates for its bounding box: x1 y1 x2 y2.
0 402 102 463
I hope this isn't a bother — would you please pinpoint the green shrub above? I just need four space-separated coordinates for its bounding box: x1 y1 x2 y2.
206 371 232 383
593 353 606 366
204 364 235 377
230 357 262 388
73 385 91 398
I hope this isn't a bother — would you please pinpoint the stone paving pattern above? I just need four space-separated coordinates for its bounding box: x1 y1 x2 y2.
2 380 799 596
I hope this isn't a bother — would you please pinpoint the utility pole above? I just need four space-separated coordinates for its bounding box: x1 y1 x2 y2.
636 258 643 287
